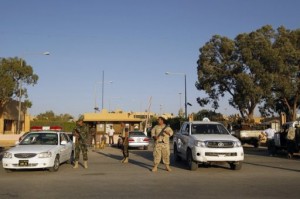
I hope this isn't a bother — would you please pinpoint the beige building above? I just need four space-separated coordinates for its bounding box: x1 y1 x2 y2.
83 109 145 134
0 100 30 134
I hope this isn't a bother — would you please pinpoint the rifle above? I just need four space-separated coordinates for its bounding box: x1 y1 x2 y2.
153 125 168 141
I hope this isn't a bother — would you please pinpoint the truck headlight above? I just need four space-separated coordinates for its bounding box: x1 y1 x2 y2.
194 140 206 147
234 141 242 147
3 152 12 158
38 152 52 158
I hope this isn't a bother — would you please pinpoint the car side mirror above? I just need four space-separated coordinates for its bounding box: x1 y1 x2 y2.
182 131 189 136
61 140 67 145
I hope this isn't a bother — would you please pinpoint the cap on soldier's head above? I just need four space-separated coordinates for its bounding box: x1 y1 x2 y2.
158 115 167 123
77 116 84 122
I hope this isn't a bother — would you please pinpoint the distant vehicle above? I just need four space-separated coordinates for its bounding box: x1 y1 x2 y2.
117 131 150 150
173 118 244 171
2 131 73 172
231 124 266 148
274 121 300 154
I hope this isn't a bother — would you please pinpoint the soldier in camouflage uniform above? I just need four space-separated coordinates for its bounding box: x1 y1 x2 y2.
73 118 90 169
151 116 173 172
121 127 129 163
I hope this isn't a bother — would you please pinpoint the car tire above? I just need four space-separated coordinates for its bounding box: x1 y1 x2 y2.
5 169 13 173
49 155 60 172
229 162 242 170
187 150 198 171
173 144 181 162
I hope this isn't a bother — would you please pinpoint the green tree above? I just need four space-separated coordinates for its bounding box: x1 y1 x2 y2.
0 57 38 114
196 25 299 121
35 111 74 122
259 27 300 121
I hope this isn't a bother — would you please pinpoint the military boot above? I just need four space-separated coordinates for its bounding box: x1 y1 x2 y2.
152 164 158 172
73 161 78 169
123 157 128 163
165 164 172 172
84 161 88 169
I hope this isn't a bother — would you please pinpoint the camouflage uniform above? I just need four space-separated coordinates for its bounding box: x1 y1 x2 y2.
73 123 89 161
151 123 173 169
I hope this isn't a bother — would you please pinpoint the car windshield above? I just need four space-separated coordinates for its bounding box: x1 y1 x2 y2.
19 133 58 145
129 131 145 136
191 124 229 135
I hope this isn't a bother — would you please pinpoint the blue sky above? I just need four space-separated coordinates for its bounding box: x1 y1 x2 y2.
1 0 299 118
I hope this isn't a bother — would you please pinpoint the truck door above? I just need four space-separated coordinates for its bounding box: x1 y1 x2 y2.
178 123 190 157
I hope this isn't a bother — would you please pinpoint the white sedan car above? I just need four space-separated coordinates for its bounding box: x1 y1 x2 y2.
2 131 73 172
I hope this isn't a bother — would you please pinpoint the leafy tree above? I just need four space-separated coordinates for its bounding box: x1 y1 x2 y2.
194 109 224 122
196 25 300 121
259 27 300 121
0 57 38 114
35 111 74 122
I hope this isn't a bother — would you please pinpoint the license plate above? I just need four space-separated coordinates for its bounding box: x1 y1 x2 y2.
19 160 29 166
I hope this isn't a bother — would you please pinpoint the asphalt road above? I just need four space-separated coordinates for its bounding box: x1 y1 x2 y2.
0 144 299 199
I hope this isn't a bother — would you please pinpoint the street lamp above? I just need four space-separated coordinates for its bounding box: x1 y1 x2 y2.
17 51 50 133
94 80 113 112
109 97 121 112
160 104 163 115
165 72 187 118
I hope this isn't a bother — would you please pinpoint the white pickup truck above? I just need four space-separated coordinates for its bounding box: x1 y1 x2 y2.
173 119 244 171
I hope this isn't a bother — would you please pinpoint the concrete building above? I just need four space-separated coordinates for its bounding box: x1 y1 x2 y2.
0 100 30 134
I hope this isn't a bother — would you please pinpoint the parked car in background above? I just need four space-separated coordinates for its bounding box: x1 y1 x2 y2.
2 131 73 172
117 131 150 150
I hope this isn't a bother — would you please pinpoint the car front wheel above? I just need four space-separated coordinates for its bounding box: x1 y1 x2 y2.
49 155 60 172
229 162 242 170
187 150 198 171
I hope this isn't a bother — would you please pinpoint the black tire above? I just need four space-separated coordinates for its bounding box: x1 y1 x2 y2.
253 141 259 148
229 162 242 170
49 155 60 172
187 150 198 171
5 169 13 173
173 144 181 162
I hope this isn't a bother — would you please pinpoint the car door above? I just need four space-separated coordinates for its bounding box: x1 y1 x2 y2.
59 133 71 162
177 123 190 158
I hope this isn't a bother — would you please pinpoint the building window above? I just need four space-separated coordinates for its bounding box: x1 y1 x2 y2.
4 119 13 133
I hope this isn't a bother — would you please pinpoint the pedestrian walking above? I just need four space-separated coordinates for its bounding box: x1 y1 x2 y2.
73 117 90 169
151 116 173 172
286 125 296 159
121 127 129 163
108 125 115 146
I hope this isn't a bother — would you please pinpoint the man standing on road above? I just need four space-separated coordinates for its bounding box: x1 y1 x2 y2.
263 126 276 156
151 116 173 172
121 127 129 163
73 117 90 169
108 125 115 146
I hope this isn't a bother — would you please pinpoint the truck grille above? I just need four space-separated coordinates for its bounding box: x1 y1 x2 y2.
206 141 234 148
205 152 237 156
14 153 37 158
